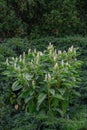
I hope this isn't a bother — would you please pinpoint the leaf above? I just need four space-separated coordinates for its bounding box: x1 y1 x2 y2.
19 90 29 98
58 88 65 95
37 93 46 110
24 73 33 81
74 91 81 97
25 96 33 104
55 108 64 117
63 82 73 88
49 89 55 95
12 81 22 91
26 100 36 113
50 80 57 84
53 94 64 100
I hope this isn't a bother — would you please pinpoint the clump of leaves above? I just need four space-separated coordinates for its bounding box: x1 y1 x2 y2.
4 43 82 116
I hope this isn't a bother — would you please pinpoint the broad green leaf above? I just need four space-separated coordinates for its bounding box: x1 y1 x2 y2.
37 93 46 110
24 73 33 81
63 82 73 88
25 96 33 104
19 90 29 98
73 91 81 97
26 100 36 113
50 80 57 84
12 81 22 91
49 89 55 95
53 94 64 100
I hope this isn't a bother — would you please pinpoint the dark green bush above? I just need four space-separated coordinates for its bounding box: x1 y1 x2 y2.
0 0 25 38
0 45 15 61
0 0 87 38
41 0 80 36
2 38 30 55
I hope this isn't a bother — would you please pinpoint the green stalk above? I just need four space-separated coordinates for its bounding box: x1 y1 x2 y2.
47 84 51 111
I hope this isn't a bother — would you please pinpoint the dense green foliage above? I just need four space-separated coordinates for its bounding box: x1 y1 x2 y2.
0 0 87 38
0 0 87 129
1 36 87 102
0 36 87 130
5 45 82 114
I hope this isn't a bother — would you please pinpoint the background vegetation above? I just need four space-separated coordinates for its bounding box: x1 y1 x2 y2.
0 0 87 130
0 0 87 38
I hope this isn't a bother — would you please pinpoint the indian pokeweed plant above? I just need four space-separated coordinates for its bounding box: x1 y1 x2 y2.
4 43 82 116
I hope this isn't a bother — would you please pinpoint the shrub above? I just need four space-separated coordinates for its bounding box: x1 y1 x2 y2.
41 0 80 36
4 44 82 116
0 0 25 38
0 45 15 60
2 37 30 55
1 37 87 130
11 105 87 130
0 0 87 38
1 36 87 103
29 36 87 103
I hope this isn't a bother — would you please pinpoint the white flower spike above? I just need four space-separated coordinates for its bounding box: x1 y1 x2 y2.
54 63 58 69
58 50 62 54
61 60 64 66
28 49 31 54
6 58 9 66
